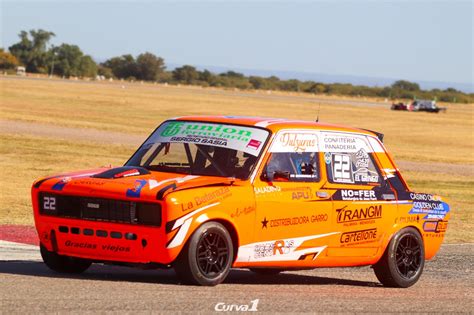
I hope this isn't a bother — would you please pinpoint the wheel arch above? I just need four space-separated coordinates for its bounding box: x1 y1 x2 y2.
377 224 424 264
206 218 240 264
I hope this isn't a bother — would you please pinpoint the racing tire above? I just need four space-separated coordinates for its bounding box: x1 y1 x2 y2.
40 244 92 274
249 268 282 275
174 222 233 286
373 227 425 288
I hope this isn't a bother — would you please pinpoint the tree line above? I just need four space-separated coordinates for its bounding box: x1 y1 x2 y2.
1 29 472 103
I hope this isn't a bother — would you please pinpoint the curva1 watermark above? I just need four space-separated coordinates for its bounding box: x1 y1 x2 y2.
214 299 259 312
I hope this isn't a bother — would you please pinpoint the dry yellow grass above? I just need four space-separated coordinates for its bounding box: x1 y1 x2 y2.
0 77 472 242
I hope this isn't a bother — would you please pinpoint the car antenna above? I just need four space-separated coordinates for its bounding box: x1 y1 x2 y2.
316 103 321 123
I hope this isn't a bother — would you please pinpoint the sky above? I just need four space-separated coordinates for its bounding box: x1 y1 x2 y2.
1 0 473 90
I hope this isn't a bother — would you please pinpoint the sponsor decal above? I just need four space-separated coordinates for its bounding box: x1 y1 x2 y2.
65 240 131 252
170 135 228 147
321 133 372 153
408 193 450 219
160 121 184 137
271 132 319 153
254 186 281 194
156 121 268 156
336 205 382 224
230 206 255 218
436 220 448 233
179 186 231 212
354 168 379 183
194 187 231 206
423 220 448 233
340 228 377 245
235 232 337 263
292 191 310 200
355 148 370 168
64 240 96 249
76 179 106 186
51 177 71 191
267 213 328 228
324 152 331 164
113 169 140 178
324 135 357 151
396 215 420 224
423 221 438 232
254 239 295 259
337 189 377 201
126 179 147 198
101 244 131 253
246 139 262 150
261 217 269 229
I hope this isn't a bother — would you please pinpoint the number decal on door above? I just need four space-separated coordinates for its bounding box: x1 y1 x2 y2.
333 154 354 183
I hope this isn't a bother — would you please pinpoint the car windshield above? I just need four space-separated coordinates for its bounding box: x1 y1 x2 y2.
126 121 270 179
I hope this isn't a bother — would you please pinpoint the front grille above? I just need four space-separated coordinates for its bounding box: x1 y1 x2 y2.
39 193 161 227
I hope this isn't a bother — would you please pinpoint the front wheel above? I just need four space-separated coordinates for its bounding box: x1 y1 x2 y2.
173 222 233 286
40 244 92 274
373 227 425 288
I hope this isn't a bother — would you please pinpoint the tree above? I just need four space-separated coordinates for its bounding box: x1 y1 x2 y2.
172 65 199 84
391 80 420 91
0 48 20 70
103 54 138 79
51 44 84 77
136 52 165 81
98 65 114 79
79 55 98 78
9 29 55 73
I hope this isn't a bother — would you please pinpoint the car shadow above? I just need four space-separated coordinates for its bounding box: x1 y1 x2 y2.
0 260 379 287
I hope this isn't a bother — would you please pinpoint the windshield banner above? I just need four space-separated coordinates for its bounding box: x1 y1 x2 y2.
152 121 269 156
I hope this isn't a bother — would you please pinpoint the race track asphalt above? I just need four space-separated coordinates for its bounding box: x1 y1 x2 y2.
1 242 472 313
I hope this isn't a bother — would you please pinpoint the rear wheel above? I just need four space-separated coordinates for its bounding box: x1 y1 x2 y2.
174 222 233 286
40 244 92 274
373 227 425 288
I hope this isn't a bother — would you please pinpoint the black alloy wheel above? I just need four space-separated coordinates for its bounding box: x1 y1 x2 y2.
395 233 422 280
174 221 233 286
196 230 230 277
373 227 425 288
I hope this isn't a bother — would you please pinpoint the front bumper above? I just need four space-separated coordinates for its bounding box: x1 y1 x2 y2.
35 216 173 265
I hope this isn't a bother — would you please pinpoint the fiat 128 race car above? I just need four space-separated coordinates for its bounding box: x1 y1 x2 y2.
32 116 450 287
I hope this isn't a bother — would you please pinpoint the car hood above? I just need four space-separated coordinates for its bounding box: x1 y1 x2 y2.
33 166 238 201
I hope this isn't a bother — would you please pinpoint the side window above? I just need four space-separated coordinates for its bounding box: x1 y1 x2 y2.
264 152 320 182
325 148 381 185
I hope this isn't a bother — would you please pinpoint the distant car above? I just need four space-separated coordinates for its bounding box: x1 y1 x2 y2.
391 102 408 111
32 116 450 287
412 100 446 113
391 100 446 113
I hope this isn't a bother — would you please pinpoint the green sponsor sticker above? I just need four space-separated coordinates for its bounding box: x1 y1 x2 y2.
160 121 185 137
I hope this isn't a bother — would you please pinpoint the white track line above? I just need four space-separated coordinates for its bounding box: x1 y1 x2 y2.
0 240 41 261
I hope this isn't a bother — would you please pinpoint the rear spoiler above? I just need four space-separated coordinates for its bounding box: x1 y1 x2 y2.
360 128 384 143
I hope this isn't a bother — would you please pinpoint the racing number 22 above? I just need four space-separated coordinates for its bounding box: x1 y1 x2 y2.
43 196 56 210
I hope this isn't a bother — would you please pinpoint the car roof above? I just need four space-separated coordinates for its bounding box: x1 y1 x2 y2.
174 115 378 138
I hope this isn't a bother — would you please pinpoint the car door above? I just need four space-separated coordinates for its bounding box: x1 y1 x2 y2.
250 130 333 263
320 131 396 258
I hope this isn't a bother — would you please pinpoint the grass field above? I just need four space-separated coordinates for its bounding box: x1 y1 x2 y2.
1 76 472 243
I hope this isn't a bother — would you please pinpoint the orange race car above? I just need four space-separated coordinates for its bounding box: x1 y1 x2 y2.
32 116 450 287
